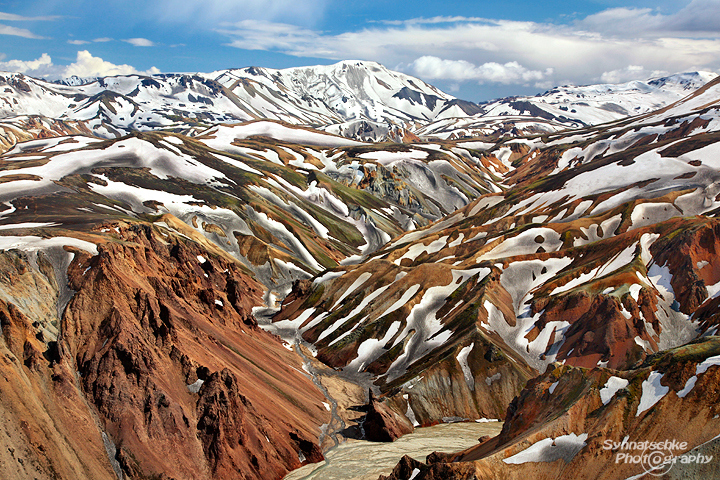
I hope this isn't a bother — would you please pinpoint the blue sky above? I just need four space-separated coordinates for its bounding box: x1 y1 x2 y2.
1 0 719 101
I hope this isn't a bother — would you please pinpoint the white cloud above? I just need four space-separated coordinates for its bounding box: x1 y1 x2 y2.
665 0 720 33
218 9 720 89
409 56 552 85
152 0 329 26
68 39 90 45
600 65 669 84
0 12 60 21
219 20 319 51
93 37 113 42
533 80 556 90
379 16 488 26
123 38 155 47
65 51 160 77
0 24 45 39
0 10 56 38
0 53 53 74
577 0 720 37
576 8 665 37
0 51 160 79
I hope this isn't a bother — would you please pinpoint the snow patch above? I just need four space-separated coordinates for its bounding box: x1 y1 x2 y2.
600 376 629 405
636 371 669 416
485 372 502 386
503 433 588 464
394 236 448 265
0 235 98 255
456 343 475 390
677 354 720 398
330 272 373 310
187 379 204 393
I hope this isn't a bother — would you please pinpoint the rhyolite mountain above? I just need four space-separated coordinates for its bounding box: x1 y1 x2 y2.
0 61 719 480
0 62 714 144
273 74 720 477
0 61 470 142
380 337 720 480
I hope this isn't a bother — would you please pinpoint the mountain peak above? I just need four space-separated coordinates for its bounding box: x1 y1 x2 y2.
647 70 718 89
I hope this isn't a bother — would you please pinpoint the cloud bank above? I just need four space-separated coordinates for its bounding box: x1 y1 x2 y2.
0 51 159 79
410 56 553 86
0 9 58 39
217 1 720 88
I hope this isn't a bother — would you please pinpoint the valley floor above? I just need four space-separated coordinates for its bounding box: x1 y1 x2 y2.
284 421 503 480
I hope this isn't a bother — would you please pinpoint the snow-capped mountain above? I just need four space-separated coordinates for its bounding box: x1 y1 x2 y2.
1 63 716 145
205 61 467 123
0 61 475 141
416 71 718 139
496 71 717 123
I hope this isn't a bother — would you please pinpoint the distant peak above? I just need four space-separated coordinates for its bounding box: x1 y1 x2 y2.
647 71 718 87
55 75 98 86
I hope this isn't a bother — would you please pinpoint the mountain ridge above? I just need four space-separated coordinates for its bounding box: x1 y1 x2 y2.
1 61 716 146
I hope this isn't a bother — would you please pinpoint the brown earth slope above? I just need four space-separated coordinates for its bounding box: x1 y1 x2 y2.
0 221 330 480
380 336 720 480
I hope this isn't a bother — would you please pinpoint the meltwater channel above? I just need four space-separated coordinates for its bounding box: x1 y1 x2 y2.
284 421 504 480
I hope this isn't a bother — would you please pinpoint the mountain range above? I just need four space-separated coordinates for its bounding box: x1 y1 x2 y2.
0 60 720 480
1 61 715 143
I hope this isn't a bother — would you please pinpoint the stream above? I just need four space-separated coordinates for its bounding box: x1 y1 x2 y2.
283 421 504 480
253 299 503 480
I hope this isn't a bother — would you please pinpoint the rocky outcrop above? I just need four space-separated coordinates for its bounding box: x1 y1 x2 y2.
652 220 720 314
0 222 331 480
381 336 720 480
0 249 121 480
530 291 652 370
195 369 322 479
362 391 415 442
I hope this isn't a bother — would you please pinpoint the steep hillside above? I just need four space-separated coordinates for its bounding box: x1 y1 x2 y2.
0 222 329 480
381 337 720 479
272 75 720 429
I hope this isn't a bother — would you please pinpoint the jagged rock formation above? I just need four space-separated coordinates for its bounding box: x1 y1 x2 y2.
380 336 720 479
362 391 415 442
0 222 330 480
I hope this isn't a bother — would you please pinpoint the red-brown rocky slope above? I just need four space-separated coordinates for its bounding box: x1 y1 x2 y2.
0 221 330 480
380 336 720 480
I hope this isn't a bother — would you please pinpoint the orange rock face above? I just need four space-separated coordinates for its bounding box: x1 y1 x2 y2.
362 391 415 442
0 223 331 480
381 337 720 480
